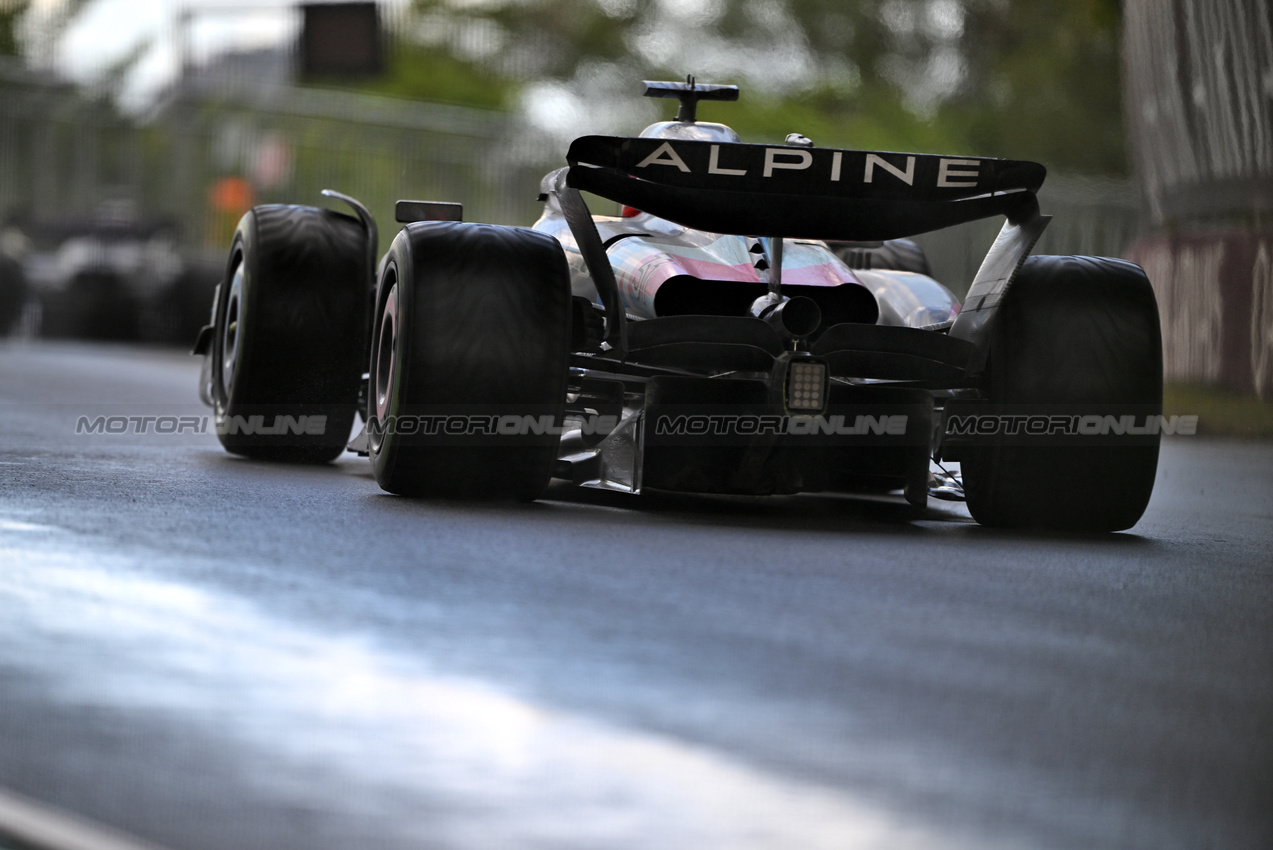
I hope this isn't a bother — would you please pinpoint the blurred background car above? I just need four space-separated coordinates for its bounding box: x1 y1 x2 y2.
4 200 219 342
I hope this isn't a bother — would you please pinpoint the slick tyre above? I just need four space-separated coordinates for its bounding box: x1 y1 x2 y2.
212 204 369 462
367 221 572 500
960 255 1162 532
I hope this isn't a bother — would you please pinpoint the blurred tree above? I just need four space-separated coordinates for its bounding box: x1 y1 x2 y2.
0 0 29 56
360 41 515 110
366 0 1127 174
5 0 93 65
937 0 1126 173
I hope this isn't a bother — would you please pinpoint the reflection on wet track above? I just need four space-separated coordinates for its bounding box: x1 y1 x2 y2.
0 526 945 850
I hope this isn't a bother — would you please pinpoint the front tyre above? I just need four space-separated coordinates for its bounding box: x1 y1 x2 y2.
368 221 572 500
212 205 369 462
960 255 1163 532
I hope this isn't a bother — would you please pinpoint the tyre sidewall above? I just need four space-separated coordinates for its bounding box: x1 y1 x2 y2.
212 215 254 420
962 255 1163 531
368 232 413 488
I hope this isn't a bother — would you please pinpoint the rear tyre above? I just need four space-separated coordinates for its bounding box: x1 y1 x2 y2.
368 221 572 500
212 204 369 462
960 255 1162 532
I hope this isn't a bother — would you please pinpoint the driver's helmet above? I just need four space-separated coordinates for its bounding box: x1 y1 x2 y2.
637 120 741 143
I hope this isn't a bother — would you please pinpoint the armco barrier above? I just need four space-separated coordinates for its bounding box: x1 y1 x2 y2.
1129 230 1273 398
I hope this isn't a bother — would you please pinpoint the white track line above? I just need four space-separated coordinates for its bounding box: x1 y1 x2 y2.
0 788 171 850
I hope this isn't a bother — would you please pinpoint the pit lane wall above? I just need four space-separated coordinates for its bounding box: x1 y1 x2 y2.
1128 231 1273 398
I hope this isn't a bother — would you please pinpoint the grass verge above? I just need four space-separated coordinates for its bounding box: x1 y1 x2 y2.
1164 383 1273 439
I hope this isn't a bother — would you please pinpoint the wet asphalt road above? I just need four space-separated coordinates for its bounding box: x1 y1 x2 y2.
0 341 1271 850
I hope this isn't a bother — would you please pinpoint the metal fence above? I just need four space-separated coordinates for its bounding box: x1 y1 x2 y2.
1 57 559 258
0 53 562 342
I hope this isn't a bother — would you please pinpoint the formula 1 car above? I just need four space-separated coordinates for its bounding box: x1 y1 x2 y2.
193 79 1163 531
8 207 219 343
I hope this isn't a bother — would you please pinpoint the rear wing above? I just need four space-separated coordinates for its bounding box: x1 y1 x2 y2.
565 135 1046 241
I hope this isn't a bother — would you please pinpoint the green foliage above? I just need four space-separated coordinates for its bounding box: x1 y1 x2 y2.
368 0 1129 175
700 84 962 153
356 39 514 109
0 0 28 56
937 0 1127 173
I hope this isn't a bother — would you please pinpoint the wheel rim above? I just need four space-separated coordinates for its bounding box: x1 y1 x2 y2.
372 281 398 441
220 259 244 399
